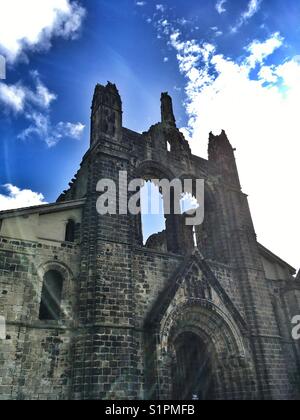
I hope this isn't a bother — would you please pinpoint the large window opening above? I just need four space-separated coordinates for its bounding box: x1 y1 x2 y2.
140 182 202 253
172 332 214 401
39 270 63 321
180 193 200 248
140 181 167 249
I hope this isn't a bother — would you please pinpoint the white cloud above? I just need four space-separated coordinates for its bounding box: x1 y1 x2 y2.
58 121 85 139
216 0 227 14
0 71 56 113
258 65 277 83
163 57 169 63
0 184 47 211
0 0 85 63
211 27 223 37
136 1 146 6
29 71 57 108
156 4 165 12
169 30 300 269
19 112 85 147
156 17 171 36
0 82 26 112
246 32 283 68
242 0 262 20
0 71 84 146
0 2 86 147
178 18 188 26
232 0 262 32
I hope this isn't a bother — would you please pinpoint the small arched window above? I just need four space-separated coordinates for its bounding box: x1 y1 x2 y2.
39 270 63 321
65 219 76 242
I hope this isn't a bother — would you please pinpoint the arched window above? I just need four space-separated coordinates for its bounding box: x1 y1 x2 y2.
39 270 63 321
65 219 76 242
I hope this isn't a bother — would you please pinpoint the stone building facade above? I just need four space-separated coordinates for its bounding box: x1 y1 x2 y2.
0 82 299 400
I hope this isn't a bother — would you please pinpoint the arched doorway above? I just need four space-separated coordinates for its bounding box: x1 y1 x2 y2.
172 332 214 400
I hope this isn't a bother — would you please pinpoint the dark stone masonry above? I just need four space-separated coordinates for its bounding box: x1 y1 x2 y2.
0 82 299 400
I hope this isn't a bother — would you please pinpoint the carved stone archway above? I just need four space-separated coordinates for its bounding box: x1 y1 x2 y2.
153 299 254 400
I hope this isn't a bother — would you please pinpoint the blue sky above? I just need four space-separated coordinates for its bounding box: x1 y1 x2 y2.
0 0 299 269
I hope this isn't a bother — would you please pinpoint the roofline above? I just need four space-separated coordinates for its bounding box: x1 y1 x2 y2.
0 198 86 219
122 126 142 136
258 242 296 275
1 201 295 273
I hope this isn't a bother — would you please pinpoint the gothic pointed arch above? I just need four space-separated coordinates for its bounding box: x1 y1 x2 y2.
145 249 247 332
134 160 176 181
144 250 254 400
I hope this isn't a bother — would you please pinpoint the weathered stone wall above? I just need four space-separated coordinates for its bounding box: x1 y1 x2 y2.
0 237 80 400
133 248 183 327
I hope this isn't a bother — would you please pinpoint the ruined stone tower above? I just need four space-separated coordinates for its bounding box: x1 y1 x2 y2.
0 82 299 400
